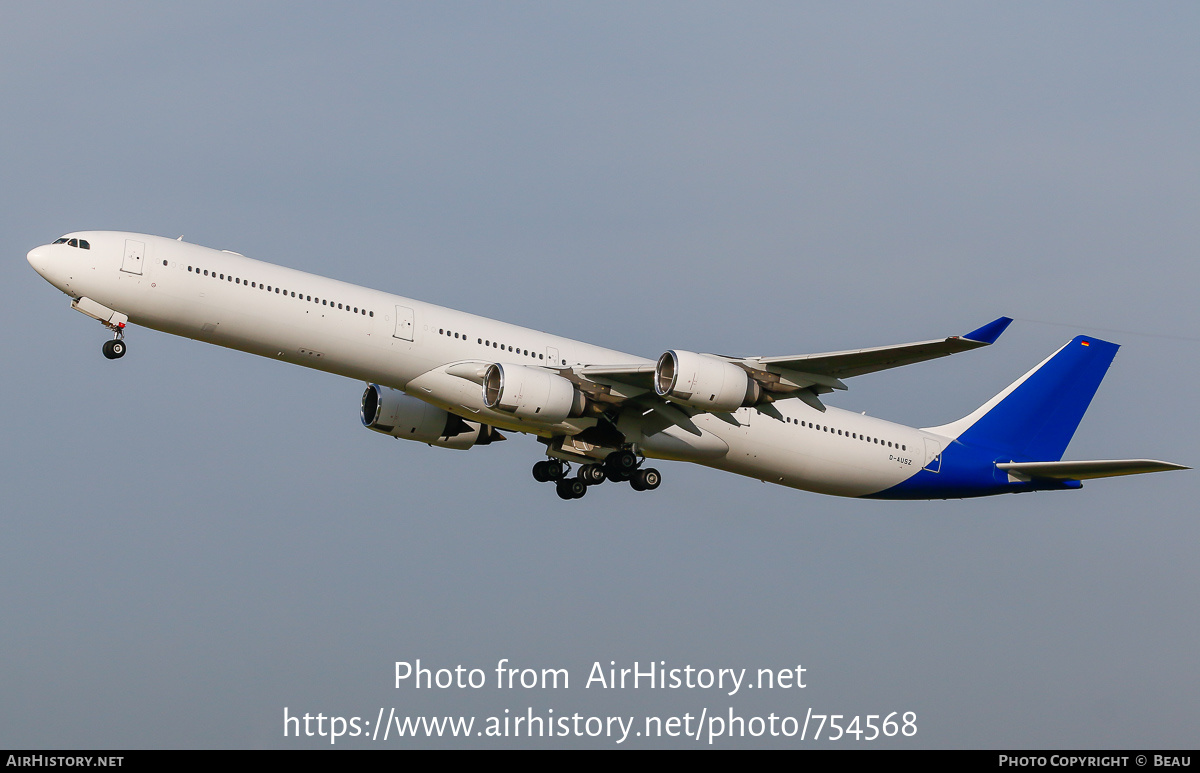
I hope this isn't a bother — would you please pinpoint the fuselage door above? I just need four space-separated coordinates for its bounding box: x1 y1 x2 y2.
923 437 942 473
393 305 414 341
546 346 560 365
121 239 145 275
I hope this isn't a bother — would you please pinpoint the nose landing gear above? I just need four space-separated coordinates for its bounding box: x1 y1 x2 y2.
101 323 127 360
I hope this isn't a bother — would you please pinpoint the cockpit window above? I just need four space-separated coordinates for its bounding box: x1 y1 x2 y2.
68 239 78 247
53 238 68 244
79 240 89 249
55 237 91 249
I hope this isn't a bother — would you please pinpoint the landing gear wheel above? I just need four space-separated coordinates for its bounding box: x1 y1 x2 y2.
630 467 661 491
556 478 587 500
604 450 639 481
102 339 126 359
534 460 568 482
535 460 569 483
580 463 606 485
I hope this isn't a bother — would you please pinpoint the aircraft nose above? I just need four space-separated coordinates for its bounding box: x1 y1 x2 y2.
27 245 49 275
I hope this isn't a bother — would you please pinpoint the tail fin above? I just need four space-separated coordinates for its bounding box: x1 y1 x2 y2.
925 336 1119 461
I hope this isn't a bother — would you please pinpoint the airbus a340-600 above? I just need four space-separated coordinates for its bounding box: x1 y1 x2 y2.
27 232 1186 500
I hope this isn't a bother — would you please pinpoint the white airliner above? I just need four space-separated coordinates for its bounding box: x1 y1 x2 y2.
27 232 1186 500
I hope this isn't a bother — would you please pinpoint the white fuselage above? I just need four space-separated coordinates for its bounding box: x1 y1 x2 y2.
28 231 942 497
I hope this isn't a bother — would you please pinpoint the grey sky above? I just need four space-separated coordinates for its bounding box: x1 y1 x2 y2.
2 2 1197 748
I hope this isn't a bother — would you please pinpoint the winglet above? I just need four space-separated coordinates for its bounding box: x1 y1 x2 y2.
962 316 1013 345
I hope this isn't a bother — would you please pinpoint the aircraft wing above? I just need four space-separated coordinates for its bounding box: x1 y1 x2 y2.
569 363 657 392
996 459 1189 481
564 317 1013 411
743 316 1013 379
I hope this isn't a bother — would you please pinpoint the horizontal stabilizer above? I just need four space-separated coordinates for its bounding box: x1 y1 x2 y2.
996 459 1188 481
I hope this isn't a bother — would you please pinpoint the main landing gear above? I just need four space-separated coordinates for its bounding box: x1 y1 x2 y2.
532 450 661 501
101 323 127 360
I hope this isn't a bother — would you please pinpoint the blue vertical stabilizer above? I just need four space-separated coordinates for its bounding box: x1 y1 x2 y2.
953 336 1119 461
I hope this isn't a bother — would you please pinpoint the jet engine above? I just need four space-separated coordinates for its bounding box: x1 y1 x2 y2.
482 363 587 424
654 350 761 412
361 384 503 450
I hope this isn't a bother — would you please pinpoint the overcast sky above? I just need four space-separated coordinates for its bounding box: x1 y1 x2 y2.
2 2 1197 748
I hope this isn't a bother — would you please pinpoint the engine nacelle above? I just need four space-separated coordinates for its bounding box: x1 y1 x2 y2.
482 363 586 424
654 350 761 412
361 384 502 450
